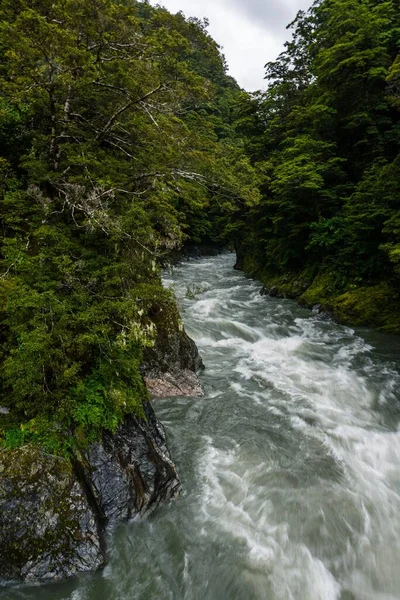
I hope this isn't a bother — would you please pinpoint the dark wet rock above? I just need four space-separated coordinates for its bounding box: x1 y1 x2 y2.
233 244 244 271
79 402 181 524
0 446 104 584
260 285 279 298
0 404 181 585
142 296 203 398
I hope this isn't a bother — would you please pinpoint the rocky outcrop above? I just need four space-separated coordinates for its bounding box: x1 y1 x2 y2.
0 291 202 585
0 401 181 584
0 446 104 583
78 402 181 524
141 297 203 397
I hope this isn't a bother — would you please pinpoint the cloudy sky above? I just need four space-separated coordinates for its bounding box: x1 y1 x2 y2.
151 0 312 91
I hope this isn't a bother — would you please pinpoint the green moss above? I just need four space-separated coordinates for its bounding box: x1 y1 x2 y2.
327 284 400 333
299 272 339 306
0 447 78 574
0 444 105 581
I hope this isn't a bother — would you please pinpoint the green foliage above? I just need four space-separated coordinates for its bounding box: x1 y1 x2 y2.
0 0 259 453
234 0 400 330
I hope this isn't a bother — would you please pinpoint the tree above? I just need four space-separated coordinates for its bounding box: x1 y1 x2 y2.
0 0 259 451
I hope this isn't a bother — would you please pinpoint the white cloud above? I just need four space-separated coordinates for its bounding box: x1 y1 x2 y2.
150 0 311 90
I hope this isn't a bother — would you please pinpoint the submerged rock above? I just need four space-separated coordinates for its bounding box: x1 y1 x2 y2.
0 446 104 583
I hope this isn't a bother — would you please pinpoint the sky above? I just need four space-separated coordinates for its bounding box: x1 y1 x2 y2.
151 0 312 91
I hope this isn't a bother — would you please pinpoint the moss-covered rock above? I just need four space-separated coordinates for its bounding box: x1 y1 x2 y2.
326 284 400 333
298 273 339 306
0 446 104 583
142 294 203 397
0 279 201 586
0 402 182 585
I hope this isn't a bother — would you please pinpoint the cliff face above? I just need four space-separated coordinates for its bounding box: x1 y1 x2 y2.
0 312 202 585
78 402 182 526
141 297 204 398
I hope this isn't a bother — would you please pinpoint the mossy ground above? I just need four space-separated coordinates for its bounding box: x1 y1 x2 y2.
327 284 400 334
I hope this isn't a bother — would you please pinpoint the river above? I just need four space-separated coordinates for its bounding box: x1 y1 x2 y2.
5 253 400 600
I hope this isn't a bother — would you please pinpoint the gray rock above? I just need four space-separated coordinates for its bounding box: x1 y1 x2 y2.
144 369 202 397
0 403 181 584
79 402 181 524
142 297 203 398
0 446 104 583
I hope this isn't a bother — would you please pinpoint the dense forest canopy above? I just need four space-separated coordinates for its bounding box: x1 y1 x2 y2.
0 0 259 452
1 0 400 454
235 0 400 331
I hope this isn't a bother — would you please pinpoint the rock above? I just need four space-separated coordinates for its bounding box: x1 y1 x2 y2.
260 285 279 298
233 244 244 271
0 446 104 583
79 402 181 524
142 297 203 398
0 402 181 585
144 369 202 397
0 283 201 584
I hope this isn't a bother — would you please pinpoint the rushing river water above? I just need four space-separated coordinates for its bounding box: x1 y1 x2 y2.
4 253 400 600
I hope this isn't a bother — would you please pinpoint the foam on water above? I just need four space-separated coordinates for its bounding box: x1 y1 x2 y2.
175 254 400 599
198 438 342 600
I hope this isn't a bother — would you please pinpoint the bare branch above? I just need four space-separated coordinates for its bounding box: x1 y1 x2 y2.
140 102 160 127
94 85 164 140
92 81 131 97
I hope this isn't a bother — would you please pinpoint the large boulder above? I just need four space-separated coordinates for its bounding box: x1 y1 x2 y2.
78 401 181 524
0 402 181 584
0 446 104 583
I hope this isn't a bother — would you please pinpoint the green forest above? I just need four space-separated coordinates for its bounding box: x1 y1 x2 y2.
1 0 399 453
235 0 400 332
0 0 259 452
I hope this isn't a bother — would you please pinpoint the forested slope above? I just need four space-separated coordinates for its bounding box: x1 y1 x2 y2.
0 0 259 452
234 0 400 333
2 0 400 456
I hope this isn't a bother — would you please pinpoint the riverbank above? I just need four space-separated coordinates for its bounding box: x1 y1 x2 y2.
0 288 202 585
235 252 400 335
